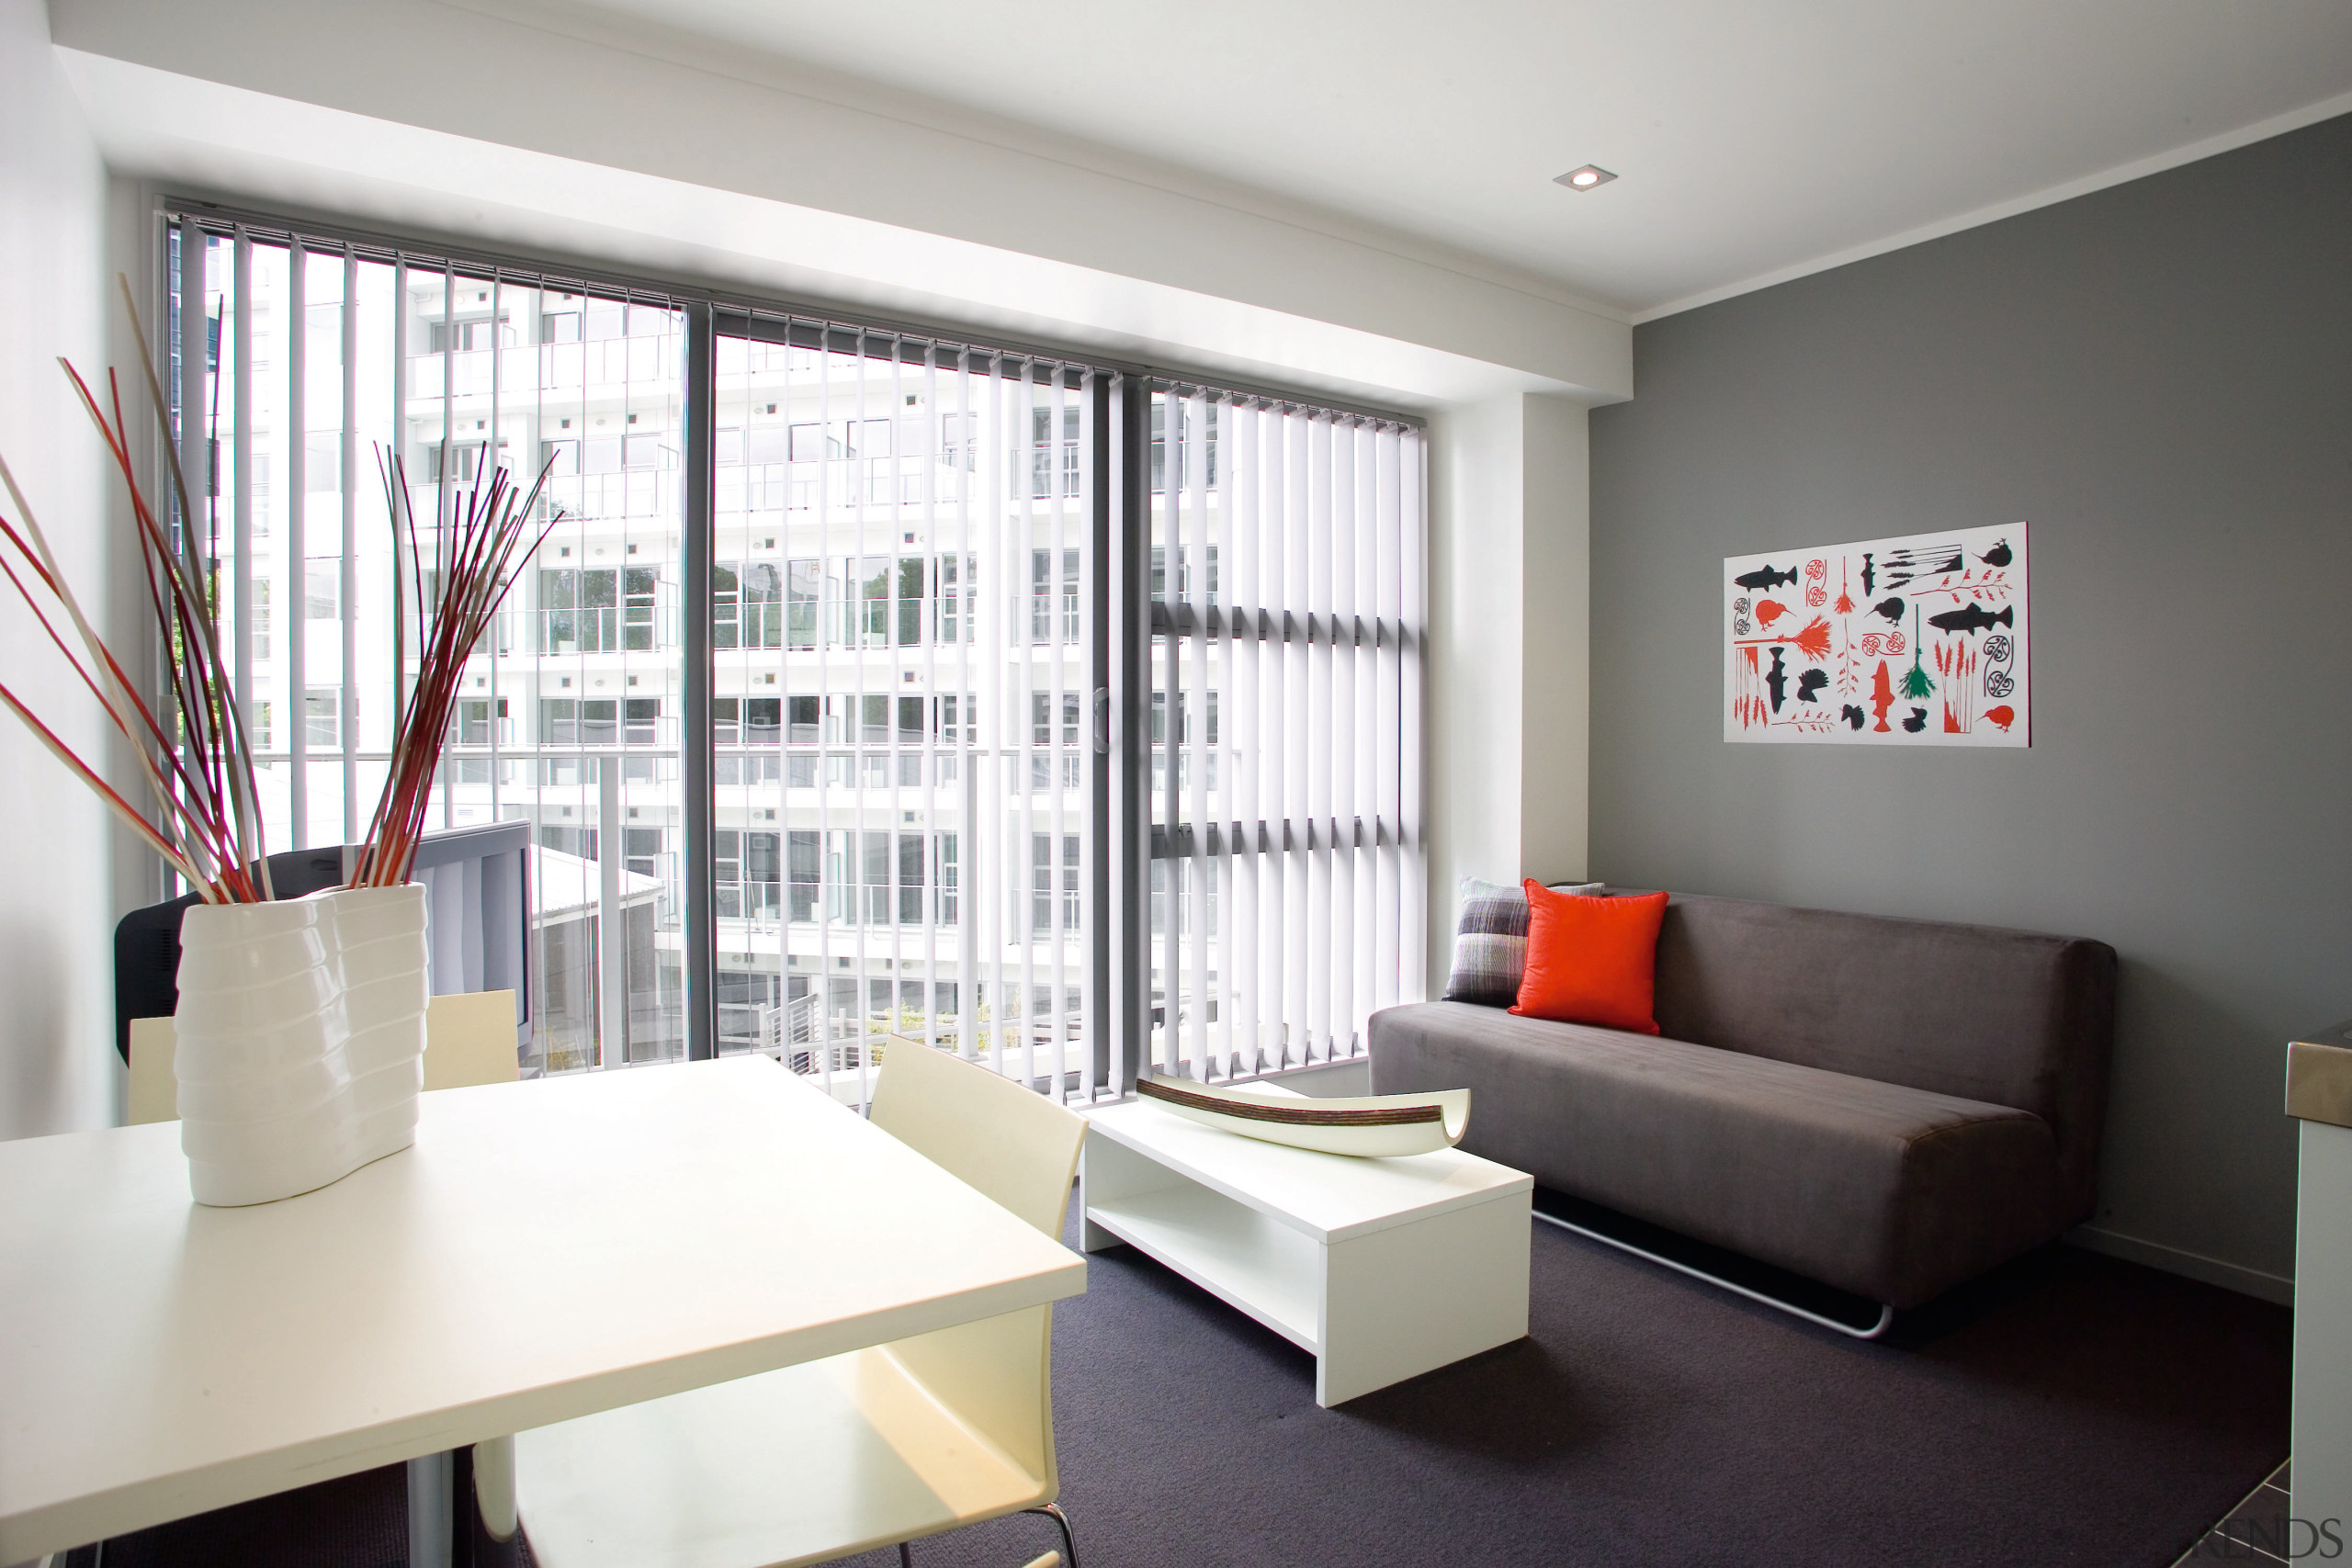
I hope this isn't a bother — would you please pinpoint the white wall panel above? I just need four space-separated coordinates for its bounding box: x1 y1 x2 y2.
0 0 118 1137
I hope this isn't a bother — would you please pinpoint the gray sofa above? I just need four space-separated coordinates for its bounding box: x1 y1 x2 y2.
1367 892 2117 1311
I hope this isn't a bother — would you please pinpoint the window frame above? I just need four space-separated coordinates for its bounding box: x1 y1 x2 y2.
161 198 1426 1094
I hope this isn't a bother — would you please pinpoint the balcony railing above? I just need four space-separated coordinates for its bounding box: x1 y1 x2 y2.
711 878 955 929
537 605 674 654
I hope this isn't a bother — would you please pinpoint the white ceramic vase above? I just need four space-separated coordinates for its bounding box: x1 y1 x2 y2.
173 883 429 1206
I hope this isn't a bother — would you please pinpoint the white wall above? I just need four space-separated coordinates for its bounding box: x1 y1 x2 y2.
49 0 1629 412
1519 398 1591 886
1425 394 1591 980
0 0 119 1138
1427 396 1524 980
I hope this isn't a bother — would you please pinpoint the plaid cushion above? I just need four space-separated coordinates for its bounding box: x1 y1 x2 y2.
1442 877 1603 1006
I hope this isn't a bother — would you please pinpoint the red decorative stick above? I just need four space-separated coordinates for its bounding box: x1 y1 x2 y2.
348 452 561 888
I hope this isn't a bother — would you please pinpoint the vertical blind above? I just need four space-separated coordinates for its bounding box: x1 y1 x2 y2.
168 214 696 1072
1146 384 1426 1083
709 310 1102 1106
164 205 1422 1099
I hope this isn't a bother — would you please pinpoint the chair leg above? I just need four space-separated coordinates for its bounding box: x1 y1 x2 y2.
898 1545 913 1568
1025 1503 1078 1568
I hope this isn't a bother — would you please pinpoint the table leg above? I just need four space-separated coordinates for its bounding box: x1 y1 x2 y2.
407 1451 454 1568
411 1443 522 1568
471 1436 522 1568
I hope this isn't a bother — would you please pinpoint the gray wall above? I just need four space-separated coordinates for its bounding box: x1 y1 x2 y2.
1588 112 2352 1296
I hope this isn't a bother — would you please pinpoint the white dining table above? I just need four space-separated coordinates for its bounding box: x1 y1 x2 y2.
0 1055 1087 1566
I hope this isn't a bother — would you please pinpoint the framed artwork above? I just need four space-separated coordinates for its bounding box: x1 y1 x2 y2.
1724 523 2029 747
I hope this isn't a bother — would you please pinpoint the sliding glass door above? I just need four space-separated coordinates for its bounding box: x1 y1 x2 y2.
164 206 1420 1100
1142 386 1425 1082
708 312 1104 1103
170 220 690 1073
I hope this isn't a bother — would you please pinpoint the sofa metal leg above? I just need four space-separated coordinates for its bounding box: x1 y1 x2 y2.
1532 1209 1896 1339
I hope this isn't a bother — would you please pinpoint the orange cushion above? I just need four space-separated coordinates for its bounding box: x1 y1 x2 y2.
1510 884 1670 1035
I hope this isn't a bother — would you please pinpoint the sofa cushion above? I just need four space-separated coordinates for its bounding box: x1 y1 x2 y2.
1646 894 2116 1223
1369 1001 2068 1308
1442 877 1536 1006
1512 885 1668 1034
1442 877 1605 1006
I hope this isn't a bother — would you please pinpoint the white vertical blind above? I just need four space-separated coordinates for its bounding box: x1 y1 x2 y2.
1148 385 1425 1081
711 315 1096 1100
166 206 1423 1101
169 212 694 1073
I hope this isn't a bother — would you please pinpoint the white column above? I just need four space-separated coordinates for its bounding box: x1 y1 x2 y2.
2294 1119 2352 1550
1422 392 1592 985
1519 395 1589 887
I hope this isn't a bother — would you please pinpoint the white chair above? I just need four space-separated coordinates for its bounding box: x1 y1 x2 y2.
124 990 521 1124
507 1045 1091 1568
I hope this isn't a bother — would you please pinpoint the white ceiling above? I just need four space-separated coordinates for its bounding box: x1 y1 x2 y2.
524 0 2352 320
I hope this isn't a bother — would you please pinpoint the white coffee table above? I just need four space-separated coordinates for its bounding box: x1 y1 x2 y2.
1081 1086 1531 1406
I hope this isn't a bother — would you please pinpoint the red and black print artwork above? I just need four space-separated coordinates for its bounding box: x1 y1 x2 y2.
1724 523 2030 749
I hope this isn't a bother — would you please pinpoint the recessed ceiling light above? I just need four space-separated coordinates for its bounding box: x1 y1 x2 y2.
1555 165 1617 192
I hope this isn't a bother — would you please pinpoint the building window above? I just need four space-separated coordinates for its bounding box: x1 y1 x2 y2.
1031 547 1080 643
1033 833 1080 936
934 694 967 743
899 832 925 925
787 423 840 463
624 827 662 879
304 688 340 749
788 830 820 923
540 569 611 653
1028 403 1082 499
1148 544 1219 606
787 560 820 649
712 561 783 649
712 829 743 918
933 553 967 645
852 557 891 648
426 316 510 353
540 698 618 747
623 568 658 651
455 697 507 746
539 824 598 861
423 439 499 484
1148 397 1218 494
304 561 339 620
711 697 779 746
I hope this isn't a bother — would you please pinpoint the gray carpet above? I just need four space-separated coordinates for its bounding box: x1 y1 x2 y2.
69 1203 2290 1568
